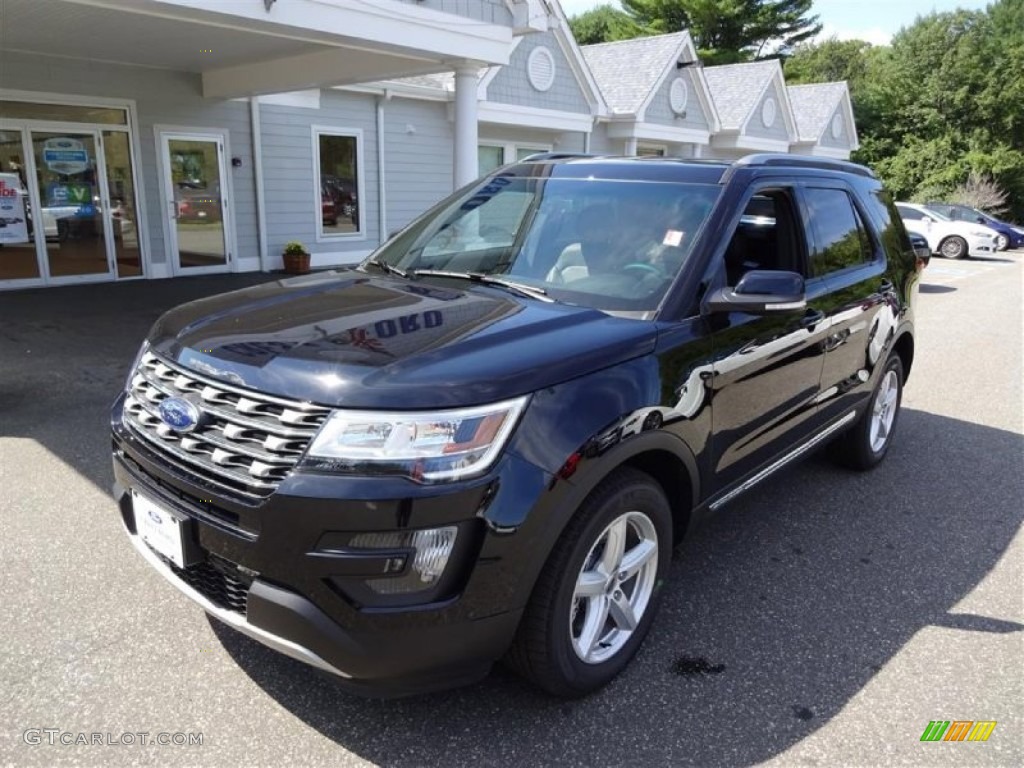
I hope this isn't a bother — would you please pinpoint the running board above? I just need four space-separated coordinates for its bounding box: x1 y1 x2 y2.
709 411 857 511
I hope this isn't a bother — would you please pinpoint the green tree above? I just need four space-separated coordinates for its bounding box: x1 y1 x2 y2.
851 4 1024 217
621 0 821 63
568 4 643 45
783 38 871 87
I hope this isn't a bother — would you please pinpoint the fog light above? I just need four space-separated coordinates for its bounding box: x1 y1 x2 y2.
349 526 458 594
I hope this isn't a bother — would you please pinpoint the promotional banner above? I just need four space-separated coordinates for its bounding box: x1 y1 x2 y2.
0 173 30 244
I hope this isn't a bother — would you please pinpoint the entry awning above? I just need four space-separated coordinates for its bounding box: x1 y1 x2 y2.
2 0 516 98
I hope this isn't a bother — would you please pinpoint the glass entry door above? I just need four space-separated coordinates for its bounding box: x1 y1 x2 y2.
159 133 231 274
30 130 115 281
0 129 40 283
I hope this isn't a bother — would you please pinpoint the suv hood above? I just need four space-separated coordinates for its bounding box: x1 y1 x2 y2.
147 270 656 409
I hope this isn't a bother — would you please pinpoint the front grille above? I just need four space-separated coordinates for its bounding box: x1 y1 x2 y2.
167 554 253 616
122 351 330 499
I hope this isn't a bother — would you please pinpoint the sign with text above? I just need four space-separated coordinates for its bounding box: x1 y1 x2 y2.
0 173 30 243
42 137 90 175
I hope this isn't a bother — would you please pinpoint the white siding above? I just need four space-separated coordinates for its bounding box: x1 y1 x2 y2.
486 33 590 114
587 128 625 156
644 68 709 131
746 81 791 142
397 0 512 25
259 90 379 262
382 97 454 233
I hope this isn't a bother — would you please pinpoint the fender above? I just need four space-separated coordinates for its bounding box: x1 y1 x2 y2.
501 428 702 612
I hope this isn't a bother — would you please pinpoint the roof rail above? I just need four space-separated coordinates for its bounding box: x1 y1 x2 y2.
732 153 876 179
516 152 599 163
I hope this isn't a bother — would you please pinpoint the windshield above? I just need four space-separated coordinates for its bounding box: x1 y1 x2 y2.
365 173 721 313
925 207 952 222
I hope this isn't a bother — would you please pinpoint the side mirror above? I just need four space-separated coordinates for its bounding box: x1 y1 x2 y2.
705 270 807 314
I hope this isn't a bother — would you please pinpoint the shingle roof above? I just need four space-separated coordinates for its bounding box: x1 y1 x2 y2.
786 82 849 142
581 32 689 114
703 60 780 130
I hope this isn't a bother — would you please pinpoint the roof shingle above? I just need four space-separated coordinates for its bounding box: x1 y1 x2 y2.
702 60 779 130
786 82 849 142
581 32 689 114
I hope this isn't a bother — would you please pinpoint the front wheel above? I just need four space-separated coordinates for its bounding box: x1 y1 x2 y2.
995 234 1009 251
830 354 904 470
506 467 672 697
939 235 968 259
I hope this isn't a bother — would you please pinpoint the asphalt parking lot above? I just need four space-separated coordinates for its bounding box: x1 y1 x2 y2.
1 252 1022 767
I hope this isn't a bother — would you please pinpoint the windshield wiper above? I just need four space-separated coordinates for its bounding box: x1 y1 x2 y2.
364 259 408 278
411 270 553 302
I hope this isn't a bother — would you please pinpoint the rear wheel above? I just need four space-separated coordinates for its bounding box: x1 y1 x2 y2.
939 235 968 259
831 354 904 470
506 467 672 697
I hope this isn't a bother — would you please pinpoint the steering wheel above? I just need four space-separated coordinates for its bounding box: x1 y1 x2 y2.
622 262 665 277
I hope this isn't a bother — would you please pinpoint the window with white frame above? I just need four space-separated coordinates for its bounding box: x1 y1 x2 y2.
637 145 667 157
478 142 552 176
314 128 363 238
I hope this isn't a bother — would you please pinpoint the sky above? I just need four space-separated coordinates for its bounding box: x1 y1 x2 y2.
557 0 991 46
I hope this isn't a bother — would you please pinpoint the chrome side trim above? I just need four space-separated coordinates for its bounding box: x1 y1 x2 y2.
709 411 858 511
125 529 351 679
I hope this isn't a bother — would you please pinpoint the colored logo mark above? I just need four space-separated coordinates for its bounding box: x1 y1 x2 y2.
920 720 997 742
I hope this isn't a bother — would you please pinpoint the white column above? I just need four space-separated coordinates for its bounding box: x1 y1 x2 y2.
624 137 638 156
453 66 480 188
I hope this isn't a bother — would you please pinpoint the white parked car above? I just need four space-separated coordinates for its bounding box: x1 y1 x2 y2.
896 202 1000 259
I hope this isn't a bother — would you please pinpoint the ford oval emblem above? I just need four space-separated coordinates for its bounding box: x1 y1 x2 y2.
148 509 162 525
158 397 202 433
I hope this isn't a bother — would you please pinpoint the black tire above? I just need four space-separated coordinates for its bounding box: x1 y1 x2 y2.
995 234 1009 251
831 354 904 470
939 235 968 259
506 467 672 697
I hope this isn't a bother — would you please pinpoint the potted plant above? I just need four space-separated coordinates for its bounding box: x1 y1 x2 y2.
282 240 311 274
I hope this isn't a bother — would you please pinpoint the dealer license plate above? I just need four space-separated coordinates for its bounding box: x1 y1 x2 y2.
133 491 189 568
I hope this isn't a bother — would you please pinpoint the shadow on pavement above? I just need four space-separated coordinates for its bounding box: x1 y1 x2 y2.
0 273 280 488
965 255 1016 263
211 408 1023 767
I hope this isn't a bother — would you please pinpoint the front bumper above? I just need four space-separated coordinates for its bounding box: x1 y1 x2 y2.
111 394 549 696
967 235 997 255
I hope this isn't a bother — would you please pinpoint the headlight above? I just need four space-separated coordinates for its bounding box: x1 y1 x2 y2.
305 396 529 482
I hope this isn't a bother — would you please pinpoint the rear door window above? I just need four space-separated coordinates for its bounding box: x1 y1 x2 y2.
806 188 874 276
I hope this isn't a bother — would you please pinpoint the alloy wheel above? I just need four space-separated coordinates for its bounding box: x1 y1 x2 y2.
570 511 659 665
870 370 899 453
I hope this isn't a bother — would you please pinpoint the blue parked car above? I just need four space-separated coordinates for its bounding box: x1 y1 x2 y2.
924 202 1024 251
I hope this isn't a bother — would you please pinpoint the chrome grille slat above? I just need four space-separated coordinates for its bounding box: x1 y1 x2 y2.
133 364 322 438
123 351 330 495
124 404 280 491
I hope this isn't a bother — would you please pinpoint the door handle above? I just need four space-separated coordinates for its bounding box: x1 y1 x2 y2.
800 309 825 328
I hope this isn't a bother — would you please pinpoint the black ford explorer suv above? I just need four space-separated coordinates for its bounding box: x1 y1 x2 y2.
111 154 921 697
